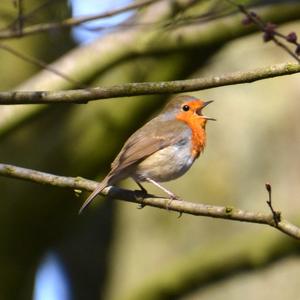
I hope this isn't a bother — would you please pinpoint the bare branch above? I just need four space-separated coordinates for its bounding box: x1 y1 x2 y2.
0 62 299 104
0 163 299 240
15 3 300 92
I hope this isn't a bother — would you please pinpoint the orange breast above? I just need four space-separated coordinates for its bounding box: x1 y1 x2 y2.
176 113 206 159
189 119 206 158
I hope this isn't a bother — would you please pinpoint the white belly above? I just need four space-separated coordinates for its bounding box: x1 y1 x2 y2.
133 140 195 182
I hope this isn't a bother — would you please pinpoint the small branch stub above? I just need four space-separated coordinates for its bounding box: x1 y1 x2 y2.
265 182 281 226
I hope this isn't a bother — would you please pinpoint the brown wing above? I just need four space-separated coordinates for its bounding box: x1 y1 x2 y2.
109 116 189 176
79 115 189 214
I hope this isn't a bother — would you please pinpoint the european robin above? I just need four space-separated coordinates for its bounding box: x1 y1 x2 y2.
79 95 215 213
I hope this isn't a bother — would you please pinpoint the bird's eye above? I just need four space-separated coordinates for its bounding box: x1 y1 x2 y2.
182 105 190 112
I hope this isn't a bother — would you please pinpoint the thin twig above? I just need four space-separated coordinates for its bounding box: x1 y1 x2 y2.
0 43 85 88
2 0 58 31
16 0 24 35
226 0 300 63
0 0 161 39
272 37 300 62
0 62 298 104
0 163 299 240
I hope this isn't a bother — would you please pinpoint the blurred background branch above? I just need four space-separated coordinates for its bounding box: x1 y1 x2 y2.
0 42 84 87
123 228 300 300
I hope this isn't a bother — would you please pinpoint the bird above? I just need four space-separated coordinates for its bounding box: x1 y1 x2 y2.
79 94 215 213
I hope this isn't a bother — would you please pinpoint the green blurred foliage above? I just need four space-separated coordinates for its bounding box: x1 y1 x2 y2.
0 1 300 300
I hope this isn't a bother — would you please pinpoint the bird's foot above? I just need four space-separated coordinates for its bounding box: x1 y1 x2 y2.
166 194 183 218
134 189 149 209
137 203 145 209
169 193 182 201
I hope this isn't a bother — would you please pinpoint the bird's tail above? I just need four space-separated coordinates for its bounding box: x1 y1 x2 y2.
79 176 111 214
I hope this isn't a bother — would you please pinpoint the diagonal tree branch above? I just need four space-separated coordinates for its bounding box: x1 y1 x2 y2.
0 163 299 240
0 62 299 104
0 43 85 88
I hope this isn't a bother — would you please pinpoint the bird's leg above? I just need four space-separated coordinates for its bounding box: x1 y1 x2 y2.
144 177 183 217
133 178 148 209
144 177 180 200
134 179 148 193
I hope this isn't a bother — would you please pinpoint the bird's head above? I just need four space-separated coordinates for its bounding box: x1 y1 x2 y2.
161 95 216 128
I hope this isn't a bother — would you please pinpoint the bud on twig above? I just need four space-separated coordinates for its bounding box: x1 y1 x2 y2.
230 1 300 62
265 182 271 193
286 32 298 43
263 22 277 42
242 16 252 25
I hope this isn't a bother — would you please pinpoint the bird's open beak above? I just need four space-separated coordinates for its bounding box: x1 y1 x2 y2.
200 100 216 121
203 100 214 107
